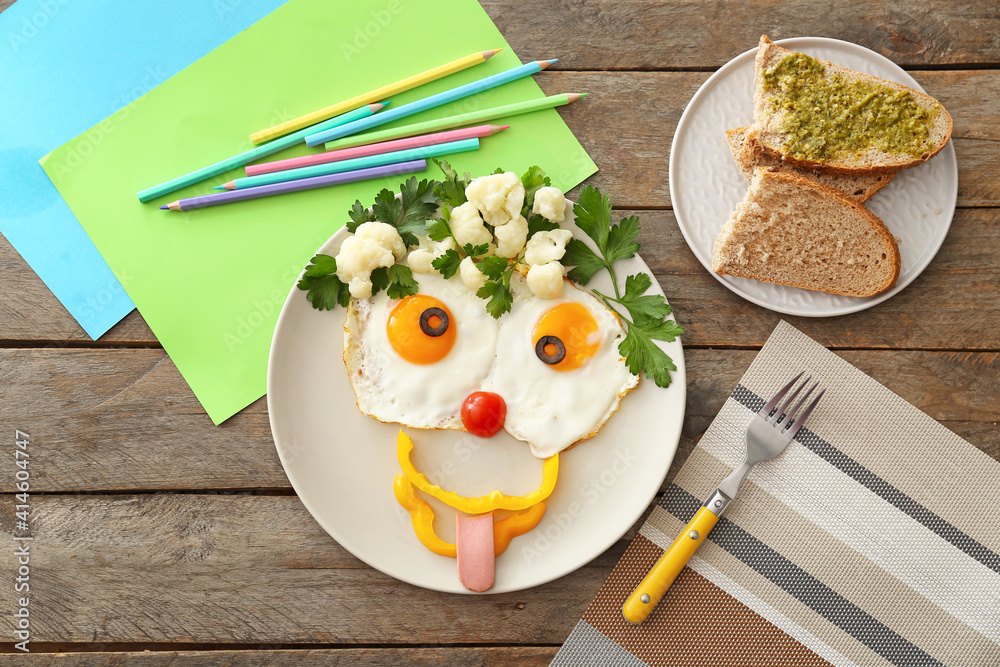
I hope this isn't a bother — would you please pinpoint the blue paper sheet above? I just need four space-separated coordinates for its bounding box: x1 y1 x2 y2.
0 0 288 338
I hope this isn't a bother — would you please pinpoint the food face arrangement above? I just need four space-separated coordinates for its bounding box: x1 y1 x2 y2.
297 161 682 591
712 36 954 298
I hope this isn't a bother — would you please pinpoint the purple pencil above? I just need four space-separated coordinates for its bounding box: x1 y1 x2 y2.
159 159 427 211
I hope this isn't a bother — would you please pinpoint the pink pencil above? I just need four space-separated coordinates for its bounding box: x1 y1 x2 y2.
245 124 509 177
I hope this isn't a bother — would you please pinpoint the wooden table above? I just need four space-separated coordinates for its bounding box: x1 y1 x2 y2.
1 0 997 663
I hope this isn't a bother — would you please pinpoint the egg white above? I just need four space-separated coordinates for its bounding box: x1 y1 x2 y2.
343 271 499 430
483 273 639 458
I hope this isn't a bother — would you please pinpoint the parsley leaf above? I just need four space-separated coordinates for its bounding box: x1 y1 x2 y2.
562 187 641 285
369 266 390 295
527 213 559 240
520 165 550 211
346 200 374 232
385 264 418 299
562 184 684 387
426 216 452 242
432 249 463 279
432 158 470 207
616 273 674 322
477 273 513 318
476 256 509 281
562 239 608 285
604 214 641 264
572 185 612 249
297 254 350 310
618 325 680 388
463 243 489 259
365 177 438 246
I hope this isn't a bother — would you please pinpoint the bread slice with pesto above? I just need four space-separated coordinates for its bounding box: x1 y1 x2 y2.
753 35 952 175
725 126 896 202
712 167 900 297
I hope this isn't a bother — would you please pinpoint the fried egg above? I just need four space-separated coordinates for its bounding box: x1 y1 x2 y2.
483 272 639 458
343 268 638 457
344 271 499 429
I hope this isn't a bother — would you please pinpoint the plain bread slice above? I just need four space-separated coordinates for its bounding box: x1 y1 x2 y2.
712 167 901 297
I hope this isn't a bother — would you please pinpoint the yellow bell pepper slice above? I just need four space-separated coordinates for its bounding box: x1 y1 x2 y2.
394 474 456 557
397 430 559 514
493 502 546 556
394 474 546 557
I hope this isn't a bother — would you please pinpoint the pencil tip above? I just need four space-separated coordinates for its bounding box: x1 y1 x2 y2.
159 205 168 210
537 59 557 70
483 49 501 60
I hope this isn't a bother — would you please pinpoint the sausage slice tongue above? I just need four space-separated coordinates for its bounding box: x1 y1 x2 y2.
456 512 495 592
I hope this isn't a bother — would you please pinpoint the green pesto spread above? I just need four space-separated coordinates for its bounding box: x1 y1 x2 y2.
762 53 937 161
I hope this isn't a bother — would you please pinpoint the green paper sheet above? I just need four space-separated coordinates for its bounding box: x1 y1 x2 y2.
41 0 597 424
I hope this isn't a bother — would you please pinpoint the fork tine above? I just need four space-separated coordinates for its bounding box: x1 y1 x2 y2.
787 388 825 438
774 375 810 423
785 381 818 425
760 372 804 417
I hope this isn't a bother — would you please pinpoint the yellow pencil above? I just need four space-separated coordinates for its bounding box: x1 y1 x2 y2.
250 49 502 145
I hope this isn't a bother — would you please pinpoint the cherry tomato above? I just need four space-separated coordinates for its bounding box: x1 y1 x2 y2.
461 392 507 438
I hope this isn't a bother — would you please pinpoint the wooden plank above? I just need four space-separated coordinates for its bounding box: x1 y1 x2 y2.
0 648 558 666
1 348 995 493
1 70 996 344
0 494 608 645
483 0 1000 68
537 70 1000 209
3 201 998 347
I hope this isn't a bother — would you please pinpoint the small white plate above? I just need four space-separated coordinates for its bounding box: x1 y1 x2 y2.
670 37 958 317
267 220 686 594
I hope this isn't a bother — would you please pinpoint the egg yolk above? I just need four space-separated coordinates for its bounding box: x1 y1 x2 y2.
532 302 599 371
387 295 456 364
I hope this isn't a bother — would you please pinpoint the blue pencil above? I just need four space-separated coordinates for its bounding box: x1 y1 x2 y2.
303 59 556 147
136 101 389 202
216 138 480 191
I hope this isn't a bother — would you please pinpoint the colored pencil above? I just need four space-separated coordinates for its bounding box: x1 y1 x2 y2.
304 59 557 148
159 160 427 211
246 124 508 177
136 102 388 202
323 93 585 151
217 138 480 191
250 49 501 145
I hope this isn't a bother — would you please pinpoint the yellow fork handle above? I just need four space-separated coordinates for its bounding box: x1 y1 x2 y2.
622 506 719 624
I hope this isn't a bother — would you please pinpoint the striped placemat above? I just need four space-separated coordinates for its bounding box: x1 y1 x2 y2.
552 321 1000 667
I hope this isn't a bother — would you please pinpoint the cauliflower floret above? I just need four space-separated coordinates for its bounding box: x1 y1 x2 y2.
526 261 565 299
524 229 573 266
494 214 528 259
353 220 406 260
531 186 568 223
449 201 492 249
465 172 524 227
335 221 406 299
459 256 487 292
406 236 457 274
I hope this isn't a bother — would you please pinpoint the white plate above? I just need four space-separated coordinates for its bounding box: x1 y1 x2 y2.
267 221 686 594
670 37 958 317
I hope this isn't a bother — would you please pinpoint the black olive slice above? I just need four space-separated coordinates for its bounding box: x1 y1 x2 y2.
419 307 449 337
535 335 566 365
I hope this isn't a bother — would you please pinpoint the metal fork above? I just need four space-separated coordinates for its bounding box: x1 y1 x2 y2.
623 372 825 624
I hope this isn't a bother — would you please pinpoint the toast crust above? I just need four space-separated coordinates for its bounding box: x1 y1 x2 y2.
753 36 953 176
725 126 896 202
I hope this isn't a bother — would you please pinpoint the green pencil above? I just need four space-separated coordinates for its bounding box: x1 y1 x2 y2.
324 93 586 151
136 102 387 202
